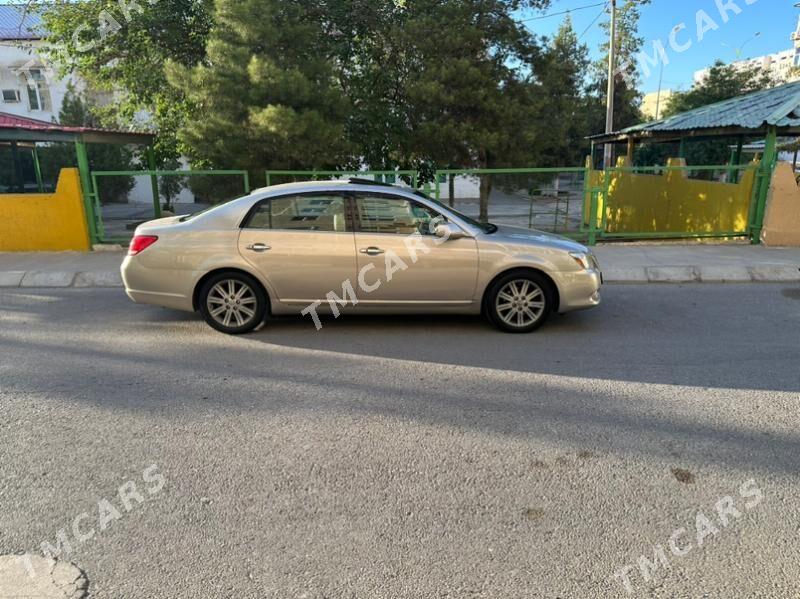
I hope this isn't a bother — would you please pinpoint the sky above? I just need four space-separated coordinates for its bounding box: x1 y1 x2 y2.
520 0 798 93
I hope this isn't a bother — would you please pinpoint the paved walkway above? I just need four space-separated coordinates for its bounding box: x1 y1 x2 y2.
0 244 798 287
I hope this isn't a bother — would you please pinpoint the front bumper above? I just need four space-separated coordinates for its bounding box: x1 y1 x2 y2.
556 268 602 312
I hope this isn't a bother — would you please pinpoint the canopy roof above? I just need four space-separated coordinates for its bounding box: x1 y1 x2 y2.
0 113 155 145
591 80 800 144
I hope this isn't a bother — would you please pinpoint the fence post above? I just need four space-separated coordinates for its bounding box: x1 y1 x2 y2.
750 126 777 244
146 146 161 218
32 145 44 192
586 168 600 246
243 171 250 193
74 139 99 245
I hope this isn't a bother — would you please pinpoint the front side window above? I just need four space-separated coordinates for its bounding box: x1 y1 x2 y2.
355 195 441 235
246 194 347 232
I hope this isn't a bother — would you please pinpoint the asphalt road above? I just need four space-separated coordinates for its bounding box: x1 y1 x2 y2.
1 284 799 598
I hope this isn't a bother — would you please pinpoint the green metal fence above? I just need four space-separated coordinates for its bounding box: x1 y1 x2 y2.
89 169 249 243
265 164 771 245
88 161 775 246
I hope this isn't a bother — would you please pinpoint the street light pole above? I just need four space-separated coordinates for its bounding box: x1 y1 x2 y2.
604 0 617 168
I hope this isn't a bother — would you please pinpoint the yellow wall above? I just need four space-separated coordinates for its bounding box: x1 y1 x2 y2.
585 157 757 235
0 168 91 251
761 161 800 247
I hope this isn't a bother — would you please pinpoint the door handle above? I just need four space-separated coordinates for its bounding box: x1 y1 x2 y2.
246 243 271 252
360 247 385 256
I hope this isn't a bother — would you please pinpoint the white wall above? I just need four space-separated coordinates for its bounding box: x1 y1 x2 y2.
0 40 75 122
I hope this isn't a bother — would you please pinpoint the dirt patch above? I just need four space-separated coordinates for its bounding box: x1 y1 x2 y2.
671 467 695 484
522 507 545 521
781 288 800 300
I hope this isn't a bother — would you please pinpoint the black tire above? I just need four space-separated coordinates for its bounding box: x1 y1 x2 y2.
485 270 554 333
198 271 267 335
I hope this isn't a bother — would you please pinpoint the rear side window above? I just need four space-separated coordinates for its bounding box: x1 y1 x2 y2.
245 194 347 232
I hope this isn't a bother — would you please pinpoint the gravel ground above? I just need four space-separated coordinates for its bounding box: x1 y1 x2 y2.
1 285 799 598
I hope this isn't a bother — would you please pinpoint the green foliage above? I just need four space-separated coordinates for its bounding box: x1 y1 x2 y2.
166 0 353 177
586 0 650 139
664 60 777 117
37 86 135 202
536 16 592 167
40 0 213 163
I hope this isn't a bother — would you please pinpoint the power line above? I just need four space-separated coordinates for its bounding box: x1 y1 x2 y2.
578 2 609 40
519 1 608 23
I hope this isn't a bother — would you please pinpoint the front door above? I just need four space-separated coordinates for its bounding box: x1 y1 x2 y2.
238 192 356 304
351 192 479 303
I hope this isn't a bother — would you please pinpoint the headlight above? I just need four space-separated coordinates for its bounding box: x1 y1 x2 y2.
569 251 593 270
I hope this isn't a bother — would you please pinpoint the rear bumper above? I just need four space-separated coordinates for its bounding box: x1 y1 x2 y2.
121 256 196 312
556 269 602 312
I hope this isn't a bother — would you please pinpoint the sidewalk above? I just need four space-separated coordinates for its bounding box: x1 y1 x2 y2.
0 244 798 288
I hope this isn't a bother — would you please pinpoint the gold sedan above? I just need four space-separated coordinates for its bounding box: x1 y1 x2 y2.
121 179 601 334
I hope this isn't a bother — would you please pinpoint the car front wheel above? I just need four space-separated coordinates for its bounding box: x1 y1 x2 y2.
486 271 553 333
199 272 267 334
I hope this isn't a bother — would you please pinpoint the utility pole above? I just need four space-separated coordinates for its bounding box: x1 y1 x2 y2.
604 0 617 168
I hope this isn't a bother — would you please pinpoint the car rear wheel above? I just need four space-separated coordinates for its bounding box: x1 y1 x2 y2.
199 272 266 334
486 272 553 333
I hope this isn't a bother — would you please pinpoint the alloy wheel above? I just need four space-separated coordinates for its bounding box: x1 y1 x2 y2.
205 279 258 328
494 279 546 329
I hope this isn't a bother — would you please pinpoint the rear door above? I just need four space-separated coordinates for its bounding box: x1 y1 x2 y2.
238 192 357 304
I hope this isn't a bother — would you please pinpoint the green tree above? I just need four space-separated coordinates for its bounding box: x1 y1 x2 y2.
664 60 776 116
166 0 353 176
535 16 592 168
38 85 135 202
40 0 213 163
342 0 550 219
586 0 651 155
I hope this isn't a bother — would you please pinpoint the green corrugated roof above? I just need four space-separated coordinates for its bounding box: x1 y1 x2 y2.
593 80 800 140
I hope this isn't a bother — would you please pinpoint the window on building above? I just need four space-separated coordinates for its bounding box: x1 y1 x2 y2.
1 89 20 103
22 69 51 112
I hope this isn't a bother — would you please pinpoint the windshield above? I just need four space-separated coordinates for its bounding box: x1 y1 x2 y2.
413 190 498 234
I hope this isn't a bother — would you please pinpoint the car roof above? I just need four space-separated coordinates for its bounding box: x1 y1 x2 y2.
251 178 416 197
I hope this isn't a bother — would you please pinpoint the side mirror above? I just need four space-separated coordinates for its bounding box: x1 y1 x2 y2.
434 222 466 241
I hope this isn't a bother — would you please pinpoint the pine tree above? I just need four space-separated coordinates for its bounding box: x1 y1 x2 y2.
166 0 353 174
536 16 592 167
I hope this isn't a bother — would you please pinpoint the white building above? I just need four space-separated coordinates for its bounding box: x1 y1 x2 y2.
0 5 74 122
694 17 800 85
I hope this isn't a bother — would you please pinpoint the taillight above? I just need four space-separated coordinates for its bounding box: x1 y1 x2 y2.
128 235 158 256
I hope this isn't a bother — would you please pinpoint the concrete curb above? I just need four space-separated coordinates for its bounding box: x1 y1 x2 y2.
1 266 799 288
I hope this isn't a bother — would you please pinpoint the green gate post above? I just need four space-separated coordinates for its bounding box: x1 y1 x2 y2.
586 168 604 247
243 171 250 193
750 127 778 244
731 136 744 184
146 146 161 218
75 139 99 245
32 145 44 192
